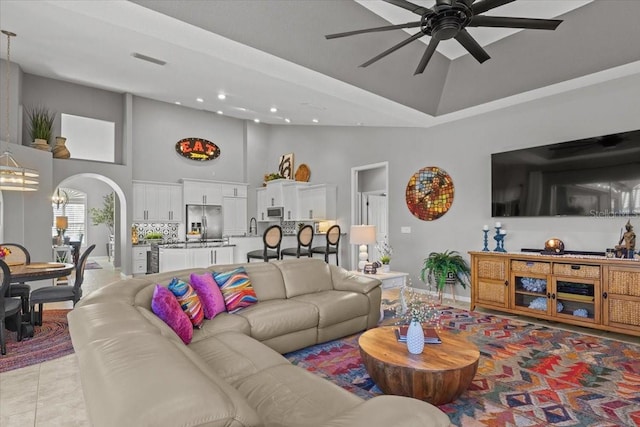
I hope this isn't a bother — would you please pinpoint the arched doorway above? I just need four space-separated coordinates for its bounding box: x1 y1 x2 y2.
55 173 126 269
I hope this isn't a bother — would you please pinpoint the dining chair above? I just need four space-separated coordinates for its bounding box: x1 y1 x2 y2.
311 225 341 266
29 244 96 326
0 243 31 316
281 225 314 259
1 259 23 355
247 225 282 262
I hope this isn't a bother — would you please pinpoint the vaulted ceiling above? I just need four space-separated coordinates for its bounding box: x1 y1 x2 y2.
2 0 640 127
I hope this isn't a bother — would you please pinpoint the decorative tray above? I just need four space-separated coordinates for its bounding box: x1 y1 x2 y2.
26 262 66 269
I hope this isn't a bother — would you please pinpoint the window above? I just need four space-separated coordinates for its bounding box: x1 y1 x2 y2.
52 188 87 240
61 113 115 162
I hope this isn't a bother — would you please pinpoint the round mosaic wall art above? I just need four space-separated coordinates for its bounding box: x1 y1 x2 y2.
405 166 454 221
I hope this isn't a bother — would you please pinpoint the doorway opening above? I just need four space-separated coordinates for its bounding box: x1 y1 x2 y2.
351 162 389 270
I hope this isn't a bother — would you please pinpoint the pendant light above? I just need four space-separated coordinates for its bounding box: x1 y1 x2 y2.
0 29 39 192
52 187 69 208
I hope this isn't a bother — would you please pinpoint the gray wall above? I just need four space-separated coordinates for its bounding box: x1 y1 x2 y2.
131 96 246 184
266 72 640 297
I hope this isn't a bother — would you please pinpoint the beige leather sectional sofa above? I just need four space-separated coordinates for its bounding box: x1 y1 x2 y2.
68 258 451 427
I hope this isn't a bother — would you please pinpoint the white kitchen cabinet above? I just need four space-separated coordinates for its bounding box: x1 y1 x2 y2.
159 246 235 272
223 197 248 236
158 248 190 272
182 179 222 205
298 184 337 220
133 181 182 222
190 246 234 268
256 187 268 221
132 245 150 276
157 184 183 222
257 180 309 221
221 183 248 198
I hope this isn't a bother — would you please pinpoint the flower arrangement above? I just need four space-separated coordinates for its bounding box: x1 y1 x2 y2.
376 238 393 264
0 246 11 259
395 283 440 326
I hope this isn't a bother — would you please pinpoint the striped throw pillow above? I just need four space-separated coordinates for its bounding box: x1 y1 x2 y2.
213 267 258 313
168 278 204 328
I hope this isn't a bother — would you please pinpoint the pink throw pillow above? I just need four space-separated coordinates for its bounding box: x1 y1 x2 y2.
190 272 226 319
151 285 193 344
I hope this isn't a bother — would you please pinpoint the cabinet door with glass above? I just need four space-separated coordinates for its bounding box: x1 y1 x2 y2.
510 260 551 316
551 263 600 325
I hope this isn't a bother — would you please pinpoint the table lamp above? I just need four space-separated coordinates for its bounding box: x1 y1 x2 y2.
350 224 377 272
55 216 68 245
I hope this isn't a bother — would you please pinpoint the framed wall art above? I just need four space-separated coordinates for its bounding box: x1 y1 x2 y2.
405 166 455 221
279 153 294 179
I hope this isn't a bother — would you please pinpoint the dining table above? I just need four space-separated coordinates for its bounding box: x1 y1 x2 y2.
8 261 75 284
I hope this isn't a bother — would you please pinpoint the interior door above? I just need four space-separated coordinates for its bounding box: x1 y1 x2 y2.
361 192 387 259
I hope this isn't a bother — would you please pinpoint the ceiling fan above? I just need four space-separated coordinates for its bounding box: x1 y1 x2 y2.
325 0 563 75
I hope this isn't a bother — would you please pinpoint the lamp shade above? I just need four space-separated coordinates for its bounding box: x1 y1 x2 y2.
350 225 377 245
56 216 68 230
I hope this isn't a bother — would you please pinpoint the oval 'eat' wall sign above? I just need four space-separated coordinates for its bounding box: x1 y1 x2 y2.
175 138 221 161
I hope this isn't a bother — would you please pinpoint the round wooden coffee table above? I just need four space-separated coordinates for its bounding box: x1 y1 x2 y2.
358 326 479 405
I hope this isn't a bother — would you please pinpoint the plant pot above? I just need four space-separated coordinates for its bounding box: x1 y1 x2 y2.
381 264 390 273
52 136 70 159
31 138 50 151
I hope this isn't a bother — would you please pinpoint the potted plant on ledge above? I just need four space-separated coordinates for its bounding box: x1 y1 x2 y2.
420 250 470 303
27 106 55 151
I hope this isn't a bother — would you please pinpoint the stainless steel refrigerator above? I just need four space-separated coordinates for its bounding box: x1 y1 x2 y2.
186 204 223 240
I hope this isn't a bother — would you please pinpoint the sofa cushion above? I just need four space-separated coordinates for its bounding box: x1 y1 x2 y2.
150 285 193 344
211 262 287 301
192 312 251 343
234 299 318 341
214 267 258 313
190 272 226 319
234 364 363 427
168 278 204 328
275 258 333 297
293 290 370 327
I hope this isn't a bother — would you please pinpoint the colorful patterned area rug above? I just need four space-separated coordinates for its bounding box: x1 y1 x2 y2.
0 310 74 373
285 306 640 427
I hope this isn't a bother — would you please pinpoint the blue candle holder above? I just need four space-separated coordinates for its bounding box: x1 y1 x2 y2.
493 226 507 252
482 229 489 251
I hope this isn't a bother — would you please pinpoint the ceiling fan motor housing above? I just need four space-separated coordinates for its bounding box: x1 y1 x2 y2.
424 2 472 40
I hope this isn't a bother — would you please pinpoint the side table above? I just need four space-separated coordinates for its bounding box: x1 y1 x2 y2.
351 270 408 289
351 270 409 322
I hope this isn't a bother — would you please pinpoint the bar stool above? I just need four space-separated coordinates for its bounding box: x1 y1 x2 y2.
247 225 282 262
311 225 341 266
281 225 314 259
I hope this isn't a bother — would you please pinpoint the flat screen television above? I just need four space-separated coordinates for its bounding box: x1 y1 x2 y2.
491 129 640 217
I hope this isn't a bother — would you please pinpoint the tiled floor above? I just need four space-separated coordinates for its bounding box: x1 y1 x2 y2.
1 268 637 426
0 256 122 427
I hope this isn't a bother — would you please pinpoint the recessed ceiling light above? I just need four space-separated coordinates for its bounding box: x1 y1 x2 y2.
216 110 223 115
196 97 204 103
284 118 291 123
270 107 278 113
254 118 260 123
218 93 226 100
174 101 181 105
312 119 319 123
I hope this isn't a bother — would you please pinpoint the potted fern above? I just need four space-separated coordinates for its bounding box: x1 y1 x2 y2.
26 106 55 151
420 250 470 303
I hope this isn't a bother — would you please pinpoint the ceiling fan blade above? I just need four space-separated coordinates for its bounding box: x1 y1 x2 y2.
360 32 426 68
383 0 430 16
469 16 562 30
472 0 515 15
454 29 490 63
325 21 422 40
414 38 440 75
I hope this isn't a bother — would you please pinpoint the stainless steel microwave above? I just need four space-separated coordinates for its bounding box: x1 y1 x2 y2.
266 206 284 218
